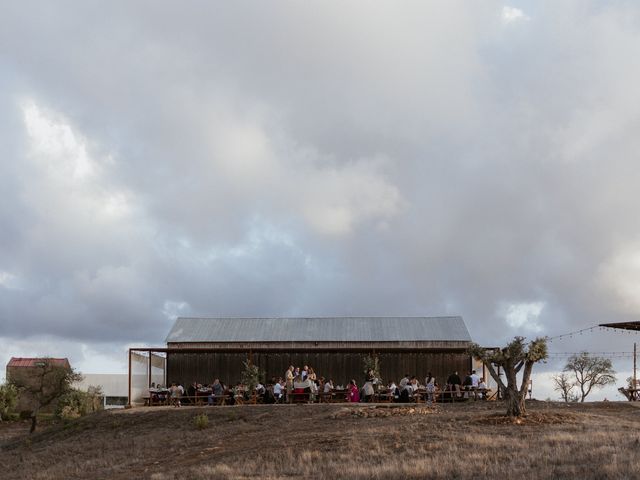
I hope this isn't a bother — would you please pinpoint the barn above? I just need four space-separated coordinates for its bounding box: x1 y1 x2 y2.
163 316 474 387
6 357 72 413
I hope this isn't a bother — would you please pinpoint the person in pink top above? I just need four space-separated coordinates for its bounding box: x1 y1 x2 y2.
348 379 360 403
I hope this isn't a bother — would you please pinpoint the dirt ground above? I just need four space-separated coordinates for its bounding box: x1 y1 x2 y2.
2 400 640 479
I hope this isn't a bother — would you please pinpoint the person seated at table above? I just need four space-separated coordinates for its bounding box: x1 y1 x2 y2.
410 376 420 393
206 378 223 405
324 379 334 393
213 379 224 396
362 380 375 402
477 378 488 399
399 377 418 403
348 379 360 403
387 381 399 400
470 370 480 388
255 382 266 402
155 384 167 403
399 374 410 391
229 382 244 404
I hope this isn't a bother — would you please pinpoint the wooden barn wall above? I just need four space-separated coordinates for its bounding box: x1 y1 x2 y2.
166 351 471 387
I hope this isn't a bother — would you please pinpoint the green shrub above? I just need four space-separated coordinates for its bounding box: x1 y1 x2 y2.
55 386 103 419
193 413 209 430
0 383 18 421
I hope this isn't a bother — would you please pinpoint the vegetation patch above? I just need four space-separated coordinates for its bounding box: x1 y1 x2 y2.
331 406 438 419
472 411 579 425
193 413 209 430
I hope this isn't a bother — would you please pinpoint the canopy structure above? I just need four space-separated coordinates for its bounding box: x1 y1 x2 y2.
599 321 640 331
600 321 640 401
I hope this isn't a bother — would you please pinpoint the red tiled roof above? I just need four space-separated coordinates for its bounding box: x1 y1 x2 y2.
7 357 70 368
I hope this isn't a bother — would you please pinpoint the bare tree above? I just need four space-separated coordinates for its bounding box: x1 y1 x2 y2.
10 359 82 433
552 372 578 402
564 352 616 402
469 336 548 417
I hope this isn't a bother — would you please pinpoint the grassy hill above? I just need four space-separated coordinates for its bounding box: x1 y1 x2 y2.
1 401 639 479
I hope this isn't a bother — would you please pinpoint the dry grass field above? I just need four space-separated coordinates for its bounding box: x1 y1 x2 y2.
2 400 640 479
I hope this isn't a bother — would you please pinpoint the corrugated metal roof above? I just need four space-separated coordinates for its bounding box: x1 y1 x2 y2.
165 317 471 343
7 357 70 368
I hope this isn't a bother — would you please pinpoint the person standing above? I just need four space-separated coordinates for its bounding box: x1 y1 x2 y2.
447 371 462 398
285 365 294 403
348 379 360 403
425 372 436 403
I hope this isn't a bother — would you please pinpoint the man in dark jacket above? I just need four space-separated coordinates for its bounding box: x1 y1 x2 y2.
446 371 462 398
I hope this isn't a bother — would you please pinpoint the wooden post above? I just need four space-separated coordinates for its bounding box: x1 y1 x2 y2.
634 342 637 392
127 348 132 408
148 349 152 388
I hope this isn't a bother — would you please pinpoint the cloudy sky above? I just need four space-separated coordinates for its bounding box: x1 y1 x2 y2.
2 1 640 398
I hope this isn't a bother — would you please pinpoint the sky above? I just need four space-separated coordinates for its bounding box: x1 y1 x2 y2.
2 1 640 400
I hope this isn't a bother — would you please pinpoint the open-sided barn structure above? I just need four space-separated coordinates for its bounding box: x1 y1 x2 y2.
162 316 474 387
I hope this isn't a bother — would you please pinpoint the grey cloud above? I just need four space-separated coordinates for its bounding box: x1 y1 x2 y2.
1 1 640 375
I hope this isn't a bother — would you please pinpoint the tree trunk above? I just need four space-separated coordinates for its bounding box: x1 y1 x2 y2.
30 409 38 434
505 388 526 417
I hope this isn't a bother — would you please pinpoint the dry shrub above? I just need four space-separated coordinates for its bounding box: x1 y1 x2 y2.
193 413 209 430
472 411 579 425
331 406 438 419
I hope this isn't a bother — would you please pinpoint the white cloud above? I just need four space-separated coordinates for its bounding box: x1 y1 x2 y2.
23 100 95 181
501 301 545 332
0 271 18 289
597 245 640 315
501 6 529 24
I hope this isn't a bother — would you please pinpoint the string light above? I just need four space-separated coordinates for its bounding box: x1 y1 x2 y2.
547 351 634 358
546 325 640 342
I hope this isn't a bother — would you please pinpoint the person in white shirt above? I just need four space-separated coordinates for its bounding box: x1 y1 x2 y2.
470 370 481 399
470 370 480 388
273 378 284 401
399 374 410 390
324 379 334 393
477 378 488 399
362 381 375 402
387 381 398 395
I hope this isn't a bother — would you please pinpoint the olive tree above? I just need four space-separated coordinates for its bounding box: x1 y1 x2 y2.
0 383 18 421
564 352 616 402
469 336 548 417
10 359 82 433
